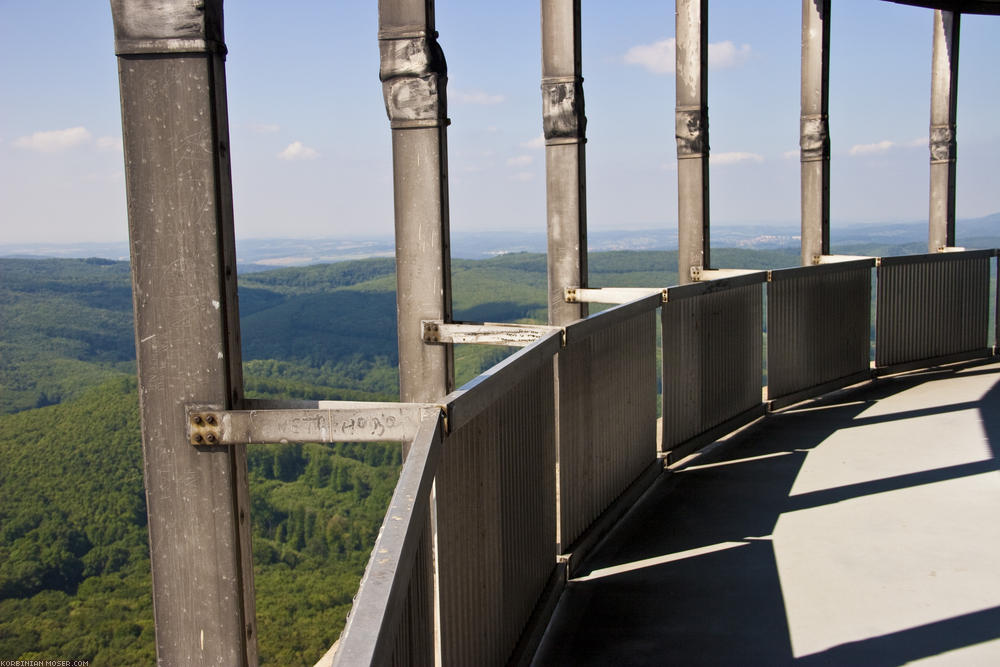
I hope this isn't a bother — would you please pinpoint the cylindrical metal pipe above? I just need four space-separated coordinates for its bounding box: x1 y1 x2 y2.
929 10 960 252
378 1 454 403
675 0 710 284
800 0 831 265
110 1 257 663
542 0 588 325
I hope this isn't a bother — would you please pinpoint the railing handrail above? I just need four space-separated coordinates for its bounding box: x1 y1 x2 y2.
326 249 999 665
330 408 444 667
443 329 562 433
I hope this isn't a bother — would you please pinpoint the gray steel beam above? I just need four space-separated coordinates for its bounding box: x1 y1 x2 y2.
929 10 960 251
379 1 455 403
801 0 832 265
676 0 710 284
542 0 588 325
110 1 257 664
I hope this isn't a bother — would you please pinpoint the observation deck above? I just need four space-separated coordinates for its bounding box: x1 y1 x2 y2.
106 0 999 664
536 360 1000 665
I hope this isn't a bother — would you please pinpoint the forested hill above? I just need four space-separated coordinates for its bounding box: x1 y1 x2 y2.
0 248 803 665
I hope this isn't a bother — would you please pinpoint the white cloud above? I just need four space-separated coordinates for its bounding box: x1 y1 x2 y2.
624 38 676 74
624 38 751 75
849 140 894 156
783 150 800 160
96 136 123 152
708 41 752 69
506 155 534 168
278 141 319 161
452 90 505 105
14 126 92 152
711 151 764 165
522 134 546 150
905 136 928 147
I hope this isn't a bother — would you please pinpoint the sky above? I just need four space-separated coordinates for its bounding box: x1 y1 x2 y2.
0 1 997 245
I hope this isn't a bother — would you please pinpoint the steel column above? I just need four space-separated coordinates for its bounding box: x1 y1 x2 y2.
379 1 454 403
801 0 831 265
929 10 960 251
110 1 257 664
542 0 588 325
676 0 710 284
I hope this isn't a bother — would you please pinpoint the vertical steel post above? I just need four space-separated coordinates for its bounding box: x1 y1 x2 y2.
542 0 588 325
929 10 960 251
800 0 831 265
675 0 710 284
379 1 454 403
110 1 257 664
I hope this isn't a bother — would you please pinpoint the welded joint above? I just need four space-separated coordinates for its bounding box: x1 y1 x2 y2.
800 114 829 162
675 107 708 158
379 33 448 129
929 124 956 163
542 76 586 142
111 0 225 55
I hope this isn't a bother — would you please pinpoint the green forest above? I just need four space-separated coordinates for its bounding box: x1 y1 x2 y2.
0 247 821 664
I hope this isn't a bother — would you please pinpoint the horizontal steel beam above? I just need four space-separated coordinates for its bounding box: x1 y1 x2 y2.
187 402 439 445
565 287 665 304
693 268 763 281
422 320 563 346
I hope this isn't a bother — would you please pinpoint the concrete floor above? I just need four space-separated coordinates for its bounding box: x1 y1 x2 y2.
534 361 1000 666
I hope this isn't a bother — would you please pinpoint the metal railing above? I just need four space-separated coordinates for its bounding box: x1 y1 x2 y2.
767 259 874 408
660 273 767 462
556 294 660 554
301 251 998 666
876 249 994 370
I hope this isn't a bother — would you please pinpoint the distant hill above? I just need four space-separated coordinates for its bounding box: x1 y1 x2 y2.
3 212 996 266
0 243 990 664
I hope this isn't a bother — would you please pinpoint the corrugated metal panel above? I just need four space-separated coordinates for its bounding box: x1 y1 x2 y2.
876 251 991 368
390 527 434 667
557 307 657 552
435 358 556 666
661 282 764 452
767 260 873 401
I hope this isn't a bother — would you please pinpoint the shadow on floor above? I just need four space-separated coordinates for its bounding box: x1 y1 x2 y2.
534 362 1000 666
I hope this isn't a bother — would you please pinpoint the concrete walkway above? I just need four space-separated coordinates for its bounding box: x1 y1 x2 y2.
534 361 1000 666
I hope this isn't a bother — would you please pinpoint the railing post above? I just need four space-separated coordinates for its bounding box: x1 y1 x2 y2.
929 9 960 252
800 0 831 266
110 1 257 664
542 0 589 325
676 0 710 284
379 0 455 403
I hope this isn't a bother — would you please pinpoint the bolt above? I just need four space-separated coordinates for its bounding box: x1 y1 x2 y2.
206 434 218 444
193 434 204 444
193 415 204 426
206 414 217 426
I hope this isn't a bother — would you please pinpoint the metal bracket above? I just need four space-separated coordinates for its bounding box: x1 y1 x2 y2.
188 408 223 445
564 287 666 304
186 402 438 445
422 320 562 347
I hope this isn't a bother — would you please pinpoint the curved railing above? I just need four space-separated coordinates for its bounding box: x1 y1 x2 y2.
328 249 998 666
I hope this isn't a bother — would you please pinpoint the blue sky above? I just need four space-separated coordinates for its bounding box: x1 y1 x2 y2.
0 1 997 244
